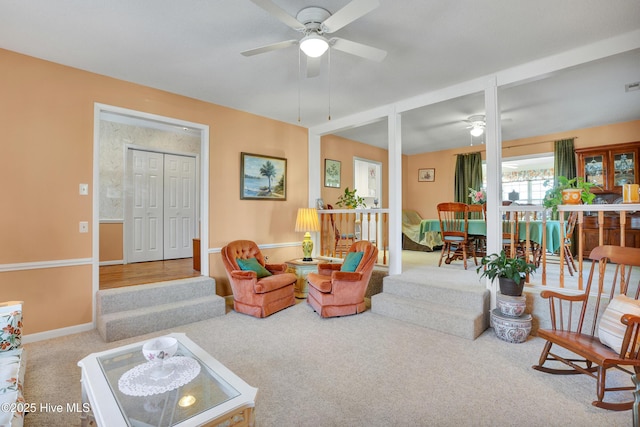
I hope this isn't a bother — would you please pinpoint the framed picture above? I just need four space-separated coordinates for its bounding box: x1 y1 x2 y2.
316 198 325 210
240 152 287 200
324 159 341 188
418 168 435 182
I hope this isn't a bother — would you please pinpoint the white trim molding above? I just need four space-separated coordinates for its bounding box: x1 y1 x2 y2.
208 241 301 254
22 322 94 344
0 258 92 272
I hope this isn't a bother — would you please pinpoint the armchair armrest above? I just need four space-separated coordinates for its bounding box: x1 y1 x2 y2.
318 263 341 276
331 271 363 282
265 263 287 274
539 289 586 302
539 289 588 331
230 269 257 280
619 314 640 358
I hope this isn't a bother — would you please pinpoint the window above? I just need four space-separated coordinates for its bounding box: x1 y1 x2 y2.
501 155 554 205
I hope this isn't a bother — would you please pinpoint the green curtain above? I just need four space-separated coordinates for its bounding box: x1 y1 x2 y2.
554 138 577 248
554 138 576 182
454 152 483 202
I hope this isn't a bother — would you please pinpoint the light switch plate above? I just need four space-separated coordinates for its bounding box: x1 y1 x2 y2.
79 183 89 195
79 221 89 233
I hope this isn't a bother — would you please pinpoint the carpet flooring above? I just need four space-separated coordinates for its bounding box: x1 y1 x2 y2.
24 298 632 426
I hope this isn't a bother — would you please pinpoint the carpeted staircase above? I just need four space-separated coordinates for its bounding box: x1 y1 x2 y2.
371 266 490 340
96 276 225 342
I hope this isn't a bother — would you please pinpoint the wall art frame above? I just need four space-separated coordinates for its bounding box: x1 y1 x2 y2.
324 159 341 188
240 152 287 200
418 168 435 182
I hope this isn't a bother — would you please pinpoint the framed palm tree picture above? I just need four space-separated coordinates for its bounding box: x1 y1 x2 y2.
240 152 287 200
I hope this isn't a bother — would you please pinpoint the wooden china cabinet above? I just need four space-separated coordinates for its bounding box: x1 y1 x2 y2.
575 141 640 257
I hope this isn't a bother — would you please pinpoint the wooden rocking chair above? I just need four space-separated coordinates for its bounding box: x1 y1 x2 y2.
532 245 640 410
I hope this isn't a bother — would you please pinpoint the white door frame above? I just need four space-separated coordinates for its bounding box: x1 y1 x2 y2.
93 103 210 325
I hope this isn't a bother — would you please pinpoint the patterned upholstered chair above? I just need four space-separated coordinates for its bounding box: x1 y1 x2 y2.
0 301 26 427
221 240 297 318
306 240 378 318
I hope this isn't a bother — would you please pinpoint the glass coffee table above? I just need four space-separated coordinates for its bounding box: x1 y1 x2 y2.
78 333 257 427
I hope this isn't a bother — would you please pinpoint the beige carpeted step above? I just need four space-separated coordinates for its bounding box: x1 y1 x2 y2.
96 277 225 342
371 266 490 340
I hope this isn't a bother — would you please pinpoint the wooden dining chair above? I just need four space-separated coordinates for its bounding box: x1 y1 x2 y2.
502 208 520 258
326 204 356 258
467 203 486 257
560 210 579 276
436 202 477 269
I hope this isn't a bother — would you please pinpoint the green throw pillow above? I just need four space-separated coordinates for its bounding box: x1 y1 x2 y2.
236 257 272 278
341 251 364 272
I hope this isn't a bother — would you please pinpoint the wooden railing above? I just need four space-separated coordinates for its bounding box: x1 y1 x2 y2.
503 203 640 289
316 204 640 288
317 208 389 265
557 203 640 290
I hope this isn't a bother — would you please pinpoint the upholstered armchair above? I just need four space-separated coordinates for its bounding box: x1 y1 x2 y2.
221 240 297 318
306 240 378 318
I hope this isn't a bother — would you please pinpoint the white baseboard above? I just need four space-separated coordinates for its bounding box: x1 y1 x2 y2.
23 322 94 344
100 260 124 266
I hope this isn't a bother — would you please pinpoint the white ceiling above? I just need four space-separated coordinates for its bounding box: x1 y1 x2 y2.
1 0 639 154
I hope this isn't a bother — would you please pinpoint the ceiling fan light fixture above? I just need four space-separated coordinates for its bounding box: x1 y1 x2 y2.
300 34 329 58
470 125 484 137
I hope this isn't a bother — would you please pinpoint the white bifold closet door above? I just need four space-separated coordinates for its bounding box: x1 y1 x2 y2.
127 149 196 263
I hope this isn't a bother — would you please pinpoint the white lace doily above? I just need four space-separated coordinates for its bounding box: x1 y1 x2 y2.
118 356 201 396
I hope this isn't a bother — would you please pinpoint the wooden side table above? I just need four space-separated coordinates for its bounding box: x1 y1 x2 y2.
285 259 321 299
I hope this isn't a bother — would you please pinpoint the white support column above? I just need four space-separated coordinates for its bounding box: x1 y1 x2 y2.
308 131 322 257
308 131 321 207
388 109 402 275
484 76 502 309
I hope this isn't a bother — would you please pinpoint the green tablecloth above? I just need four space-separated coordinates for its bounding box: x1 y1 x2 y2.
419 219 562 253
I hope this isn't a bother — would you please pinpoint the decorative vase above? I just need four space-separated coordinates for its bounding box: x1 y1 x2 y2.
498 277 524 296
562 188 582 204
490 309 532 343
496 293 527 317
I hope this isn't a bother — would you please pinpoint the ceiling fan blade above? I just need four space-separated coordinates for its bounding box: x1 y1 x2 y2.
250 0 305 31
322 0 380 33
306 56 321 78
330 37 387 62
241 39 298 57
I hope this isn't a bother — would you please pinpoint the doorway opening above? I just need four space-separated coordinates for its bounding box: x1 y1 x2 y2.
93 104 210 295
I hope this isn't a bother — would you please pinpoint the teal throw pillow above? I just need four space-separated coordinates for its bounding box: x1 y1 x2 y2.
341 251 364 272
236 257 272 278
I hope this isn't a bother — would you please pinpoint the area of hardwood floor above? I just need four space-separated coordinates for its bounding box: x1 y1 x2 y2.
99 258 201 290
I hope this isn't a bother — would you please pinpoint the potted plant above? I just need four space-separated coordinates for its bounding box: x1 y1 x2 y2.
543 176 597 214
335 187 366 209
476 250 537 296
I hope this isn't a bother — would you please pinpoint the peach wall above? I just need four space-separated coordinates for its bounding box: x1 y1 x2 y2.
320 134 389 208
99 223 124 262
405 120 640 219
0 48 305 334
0 266 93 335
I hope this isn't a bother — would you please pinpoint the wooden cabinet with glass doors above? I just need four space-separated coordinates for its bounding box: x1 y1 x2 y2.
576 142 639 193
576 142 640 256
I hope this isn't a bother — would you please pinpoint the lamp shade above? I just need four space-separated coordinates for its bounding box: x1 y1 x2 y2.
299 34 329 58
295 208 320 232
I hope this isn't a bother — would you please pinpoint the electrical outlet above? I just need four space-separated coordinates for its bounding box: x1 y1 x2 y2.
79 221 89 233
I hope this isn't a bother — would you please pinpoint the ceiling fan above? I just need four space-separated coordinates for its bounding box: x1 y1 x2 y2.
463 114 513 137
242 0 387 77
464 115 486 137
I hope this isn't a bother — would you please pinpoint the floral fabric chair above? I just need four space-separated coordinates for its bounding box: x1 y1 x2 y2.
0 301 26 427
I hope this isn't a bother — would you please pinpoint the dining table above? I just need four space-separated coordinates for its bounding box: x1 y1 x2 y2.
419 219 562 253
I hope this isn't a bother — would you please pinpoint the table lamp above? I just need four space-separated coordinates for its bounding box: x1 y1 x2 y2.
295 208 321 261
